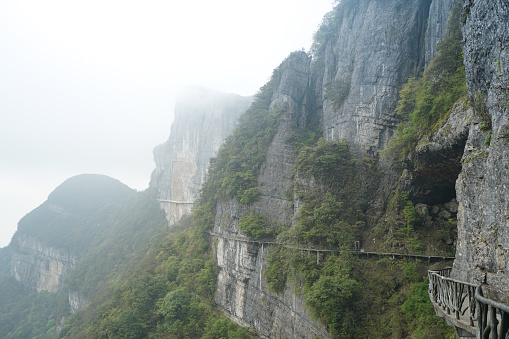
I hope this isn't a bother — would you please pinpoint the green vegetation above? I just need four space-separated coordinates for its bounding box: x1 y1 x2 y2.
239 214 283 238
360 259 455 338
201 54 293 206
262 135 452 337
60 210 251 338
472 91 492 129
326 75 352 109
384 1 467 163
263 139 369 336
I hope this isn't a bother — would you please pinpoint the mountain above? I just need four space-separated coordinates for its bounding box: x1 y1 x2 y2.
0 175 167 338
150 87 252 226
1 0 508 338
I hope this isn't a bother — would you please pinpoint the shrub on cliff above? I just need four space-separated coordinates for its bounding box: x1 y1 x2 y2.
384 1 467 162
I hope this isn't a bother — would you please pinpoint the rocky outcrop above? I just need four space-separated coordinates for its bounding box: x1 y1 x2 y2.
150 87 252 225
452 0 509 303
318 0 432 155
213 52 331 338
10 234 78 293
401 100 473 204
424 0 456 66
68 291 89 314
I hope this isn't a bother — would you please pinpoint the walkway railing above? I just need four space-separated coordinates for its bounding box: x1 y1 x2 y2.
428 268 477 327
476 286 509 339
428 268 509 338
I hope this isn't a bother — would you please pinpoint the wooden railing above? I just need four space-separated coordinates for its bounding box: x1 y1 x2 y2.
428 268 477 327
210 232 455 262
428 268 509 338
476 286 509 339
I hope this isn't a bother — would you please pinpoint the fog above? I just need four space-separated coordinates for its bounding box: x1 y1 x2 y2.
0 0 334 247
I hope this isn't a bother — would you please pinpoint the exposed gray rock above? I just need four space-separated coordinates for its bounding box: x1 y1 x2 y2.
10 234 78 293
401 100 473 204
452 0 509 303
213 52 331 338
318 0 433 155
150 87 252 225
424 0 456 66
68 291 89 314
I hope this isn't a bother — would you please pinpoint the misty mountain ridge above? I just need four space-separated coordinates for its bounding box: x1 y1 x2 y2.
1 0 508 338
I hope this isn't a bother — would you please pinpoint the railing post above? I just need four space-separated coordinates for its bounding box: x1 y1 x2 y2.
499 311 509 338
490 305 498 339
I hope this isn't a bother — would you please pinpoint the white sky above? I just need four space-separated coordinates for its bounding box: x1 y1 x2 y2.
0 0 334 248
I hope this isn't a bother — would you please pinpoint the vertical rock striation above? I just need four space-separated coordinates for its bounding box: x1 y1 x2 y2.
10 234 78 293
424 0 456 66
213 52 331 338
150 87 252 225
317 0 432 155
452 0 509 303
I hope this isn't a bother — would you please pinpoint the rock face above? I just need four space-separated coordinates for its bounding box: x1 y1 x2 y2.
424 0 455 66
452 0 509 303
213 52 331 338
401 100 473 205
10 234 78 293
150 87 252 225
318 0 432 155
68 291 89 314
211 1 471 336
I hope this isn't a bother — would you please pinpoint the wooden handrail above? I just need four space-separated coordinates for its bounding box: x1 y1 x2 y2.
210 232 455 260
428 269 509 338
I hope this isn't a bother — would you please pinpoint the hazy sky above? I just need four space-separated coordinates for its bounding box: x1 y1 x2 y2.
0 0 334 248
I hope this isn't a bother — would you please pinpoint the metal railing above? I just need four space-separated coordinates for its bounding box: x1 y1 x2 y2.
428 268 509 339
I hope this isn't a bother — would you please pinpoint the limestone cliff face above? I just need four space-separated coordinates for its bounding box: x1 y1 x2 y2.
424 0 455 66
68 290 89 314
452 0 509 303
150 87 252 225
10 234 77 293
317 0 432 155
213 52 331 338
211 1 466 336
401 100 473 205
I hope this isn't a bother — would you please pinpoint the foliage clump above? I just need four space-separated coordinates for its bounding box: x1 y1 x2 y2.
264 138 371 336
61 212 251 338
239 214 282 238
326 75 352 109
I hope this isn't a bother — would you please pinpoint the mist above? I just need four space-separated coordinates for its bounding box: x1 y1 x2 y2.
0 0 334 247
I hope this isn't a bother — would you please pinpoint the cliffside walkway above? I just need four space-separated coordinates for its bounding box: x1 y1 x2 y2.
209 231 454 263
157 199 194 204
428 267 509 338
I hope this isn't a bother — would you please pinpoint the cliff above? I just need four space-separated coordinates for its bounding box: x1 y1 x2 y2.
316 0 431 155
212 52 332 338
211 1 459 336
150 87 252 225
8 174 134 294
2 0 508 337
10 233 78 293
452 0 509 303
